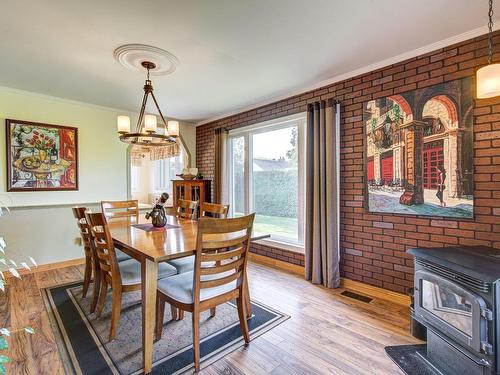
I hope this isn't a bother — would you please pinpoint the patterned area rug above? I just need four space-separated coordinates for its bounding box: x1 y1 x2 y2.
43 281 289 374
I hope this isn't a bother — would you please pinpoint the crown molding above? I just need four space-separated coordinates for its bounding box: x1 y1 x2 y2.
0 85 197 126
196 24 495 127
0 85 137 115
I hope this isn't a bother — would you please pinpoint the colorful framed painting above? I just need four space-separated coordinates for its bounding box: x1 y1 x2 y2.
6 119 78 191
363 77 474 219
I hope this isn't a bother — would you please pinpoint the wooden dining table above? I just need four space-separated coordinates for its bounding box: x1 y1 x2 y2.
108 214 269 374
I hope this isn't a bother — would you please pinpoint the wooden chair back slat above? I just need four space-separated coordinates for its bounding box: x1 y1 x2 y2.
199 271 242 289
101 200 139 220
201 236 247 250
176 199 199 220
200 257 244 276
193 214 255 298
200 246 245 262
201 203 229 218
85 212 120 281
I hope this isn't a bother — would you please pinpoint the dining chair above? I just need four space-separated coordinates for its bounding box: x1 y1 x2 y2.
176 199 199 220
155 213 255 372
100 200 139 262
201 202 229 218
101 200 140 220
71 207 95 301
85 211 178 341
168 202 229 278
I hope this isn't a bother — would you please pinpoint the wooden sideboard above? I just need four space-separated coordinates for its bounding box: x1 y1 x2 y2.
172 179 211 218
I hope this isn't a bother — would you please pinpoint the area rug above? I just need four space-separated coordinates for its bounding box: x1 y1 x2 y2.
43 281 289 375
385 344 439 375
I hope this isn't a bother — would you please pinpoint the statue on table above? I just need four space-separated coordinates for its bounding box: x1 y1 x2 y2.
145 192 169 227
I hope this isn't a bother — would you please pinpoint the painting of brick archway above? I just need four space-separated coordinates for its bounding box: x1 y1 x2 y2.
363 77 473 218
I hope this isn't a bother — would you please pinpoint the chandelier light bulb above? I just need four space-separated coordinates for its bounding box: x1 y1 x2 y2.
477 63 500 98
167 120 179 137
476 0 500 99
117 115 131 133
144 115 157 132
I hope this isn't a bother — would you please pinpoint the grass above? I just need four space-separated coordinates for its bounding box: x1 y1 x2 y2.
235 212 298 240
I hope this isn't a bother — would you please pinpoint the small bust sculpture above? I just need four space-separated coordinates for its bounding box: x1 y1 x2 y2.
145 192 169 227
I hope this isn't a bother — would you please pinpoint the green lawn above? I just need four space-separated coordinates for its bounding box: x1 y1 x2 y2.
235 212 297 240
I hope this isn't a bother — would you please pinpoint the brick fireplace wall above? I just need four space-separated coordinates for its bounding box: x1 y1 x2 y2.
196 31 500 293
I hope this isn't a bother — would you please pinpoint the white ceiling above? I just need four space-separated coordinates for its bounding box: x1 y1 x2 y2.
0 0 494 123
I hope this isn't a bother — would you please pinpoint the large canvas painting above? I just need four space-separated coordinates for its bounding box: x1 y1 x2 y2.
364 78 473 218
6 119 78 191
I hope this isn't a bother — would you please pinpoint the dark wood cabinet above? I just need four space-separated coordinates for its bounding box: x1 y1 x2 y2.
172 179 211 218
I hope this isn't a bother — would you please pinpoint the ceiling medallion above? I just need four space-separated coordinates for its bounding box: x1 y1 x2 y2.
113 44 179 76
116 61 180 148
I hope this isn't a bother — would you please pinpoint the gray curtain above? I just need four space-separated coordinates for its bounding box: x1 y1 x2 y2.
214 127 228 204
305 99 341 288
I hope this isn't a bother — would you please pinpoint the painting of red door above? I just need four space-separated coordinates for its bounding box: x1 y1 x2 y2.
367 159 374 181
423 140 444 190
381 155 393 183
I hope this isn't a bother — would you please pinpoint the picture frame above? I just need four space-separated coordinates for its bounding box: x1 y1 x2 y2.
5 119 78 191
362 77 474 219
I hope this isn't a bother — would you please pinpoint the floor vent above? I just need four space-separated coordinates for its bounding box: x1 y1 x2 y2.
340 291 373 303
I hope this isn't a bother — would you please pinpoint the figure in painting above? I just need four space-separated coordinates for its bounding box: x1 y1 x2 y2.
436 164 446 208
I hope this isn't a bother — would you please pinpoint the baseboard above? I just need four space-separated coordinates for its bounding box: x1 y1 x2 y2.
249 253 304 276
340 278 410 307
5 257 85 279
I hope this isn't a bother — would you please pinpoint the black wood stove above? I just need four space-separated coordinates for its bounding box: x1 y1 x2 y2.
408 246 500 375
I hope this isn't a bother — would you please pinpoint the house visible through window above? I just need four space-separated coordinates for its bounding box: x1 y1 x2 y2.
228 113 306 248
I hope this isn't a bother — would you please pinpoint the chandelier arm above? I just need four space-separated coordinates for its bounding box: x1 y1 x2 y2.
150 91 168 127
136 90 150 133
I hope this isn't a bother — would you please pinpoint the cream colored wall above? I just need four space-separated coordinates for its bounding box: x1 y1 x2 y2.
180 122 196 165
0 87 131 207
0 86 196 268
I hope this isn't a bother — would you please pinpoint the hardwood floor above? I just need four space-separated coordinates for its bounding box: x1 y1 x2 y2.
0 262 419 374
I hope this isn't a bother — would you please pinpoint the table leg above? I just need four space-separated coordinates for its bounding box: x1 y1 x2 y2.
142 259 158 374
243 269 252 319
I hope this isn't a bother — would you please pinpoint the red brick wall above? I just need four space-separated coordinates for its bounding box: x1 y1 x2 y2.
196 32 500 293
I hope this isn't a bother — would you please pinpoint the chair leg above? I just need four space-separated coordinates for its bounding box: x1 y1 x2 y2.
82 256 92 298
109 286 122 341
237 295 250 344
192 309 200 372
210 307 216 317
96 278 108 317
178 309 184 320
155 295 166 340
170 304 177 321
90 269 101 313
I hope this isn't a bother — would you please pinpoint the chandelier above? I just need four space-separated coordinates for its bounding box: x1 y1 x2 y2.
477 0 500 98
116 61 179 146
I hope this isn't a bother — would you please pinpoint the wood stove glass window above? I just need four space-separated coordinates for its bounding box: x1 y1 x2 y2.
421 279 473 336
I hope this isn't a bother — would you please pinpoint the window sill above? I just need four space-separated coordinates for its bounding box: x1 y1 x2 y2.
255 238 305 254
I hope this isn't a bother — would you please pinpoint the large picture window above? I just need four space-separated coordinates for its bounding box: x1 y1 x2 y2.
228 113 306 248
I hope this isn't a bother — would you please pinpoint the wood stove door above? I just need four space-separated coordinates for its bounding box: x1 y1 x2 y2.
415 270 491 355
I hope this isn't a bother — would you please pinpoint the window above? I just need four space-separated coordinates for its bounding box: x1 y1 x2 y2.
154 145 188 195
228 113 306 248
130 166 140 193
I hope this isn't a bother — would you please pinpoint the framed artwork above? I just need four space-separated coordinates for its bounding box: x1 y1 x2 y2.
6 119 78 191
363 77 474 219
